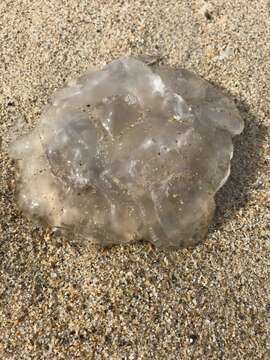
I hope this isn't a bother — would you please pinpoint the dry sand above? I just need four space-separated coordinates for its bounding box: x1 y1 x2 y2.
0 0 269 359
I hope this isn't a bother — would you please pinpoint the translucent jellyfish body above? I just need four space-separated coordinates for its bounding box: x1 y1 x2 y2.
10 57 244 248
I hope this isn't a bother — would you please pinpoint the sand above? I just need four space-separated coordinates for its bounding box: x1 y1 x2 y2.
0 0 269 359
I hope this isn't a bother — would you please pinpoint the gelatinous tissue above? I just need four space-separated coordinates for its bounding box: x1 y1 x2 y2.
9 57 244 248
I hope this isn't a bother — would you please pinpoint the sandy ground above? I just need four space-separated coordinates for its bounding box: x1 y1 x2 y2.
0 0 269 359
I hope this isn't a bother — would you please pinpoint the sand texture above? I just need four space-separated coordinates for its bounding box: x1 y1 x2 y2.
0 1 269 359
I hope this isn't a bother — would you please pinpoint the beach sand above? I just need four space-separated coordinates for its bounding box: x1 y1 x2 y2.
0 1 269 359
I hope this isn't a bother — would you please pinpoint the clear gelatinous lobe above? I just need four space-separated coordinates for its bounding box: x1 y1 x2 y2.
10 57 244 248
